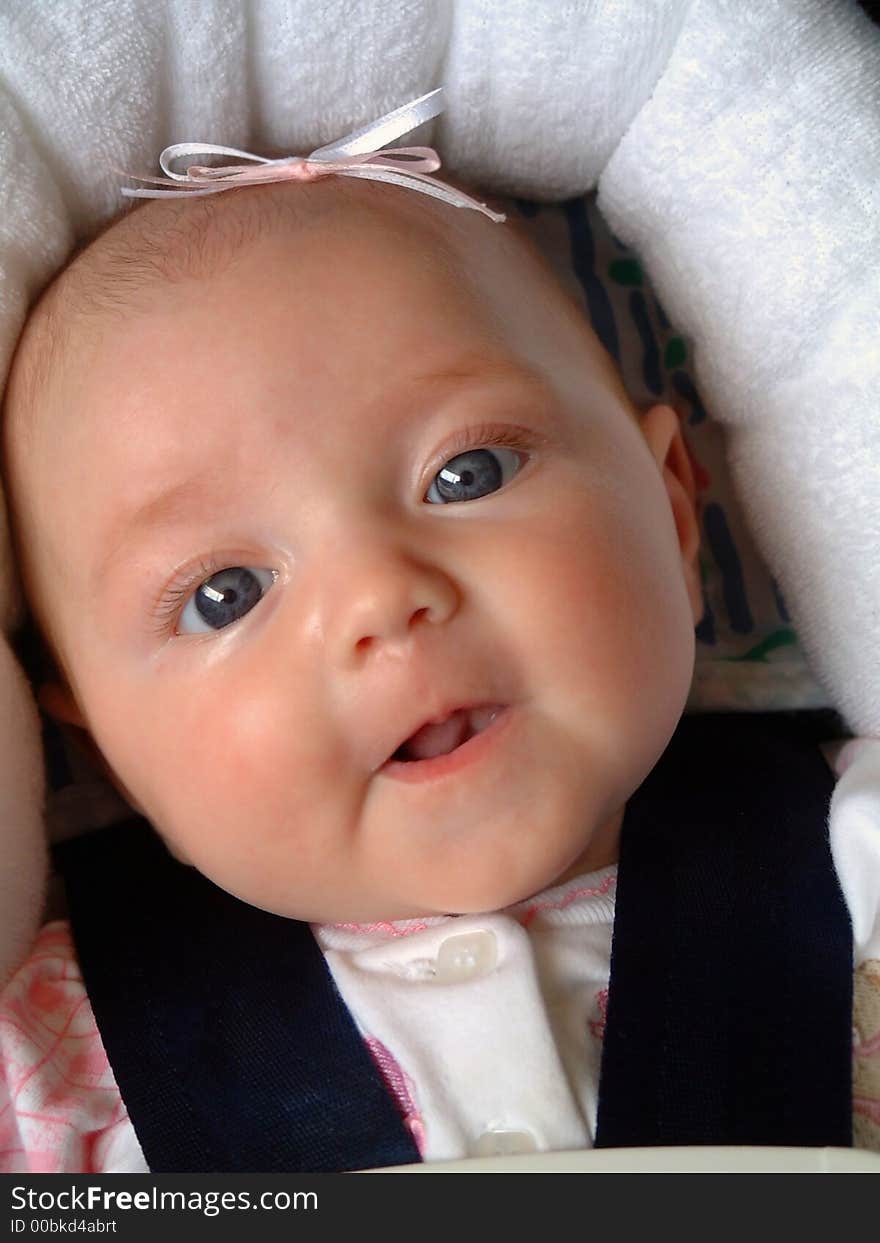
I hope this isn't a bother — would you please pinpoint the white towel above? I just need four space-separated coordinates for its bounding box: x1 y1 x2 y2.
597 0 880 738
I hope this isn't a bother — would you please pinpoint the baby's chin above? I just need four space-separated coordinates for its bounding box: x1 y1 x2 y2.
331 866 602 925
241 880 547 927
157 815 620 925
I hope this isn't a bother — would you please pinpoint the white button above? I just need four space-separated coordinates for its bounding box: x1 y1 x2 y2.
472 1128 539 1157
434 930 498 982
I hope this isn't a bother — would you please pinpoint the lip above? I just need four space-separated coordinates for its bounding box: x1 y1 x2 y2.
379 704 512 784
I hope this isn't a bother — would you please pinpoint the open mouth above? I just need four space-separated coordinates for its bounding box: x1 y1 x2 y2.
380 701 512 785
380 703 511 783
391 704 505 763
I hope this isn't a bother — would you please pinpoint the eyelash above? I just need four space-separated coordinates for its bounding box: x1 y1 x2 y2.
150 554 227 637
426 421 544 488
150 421 547 637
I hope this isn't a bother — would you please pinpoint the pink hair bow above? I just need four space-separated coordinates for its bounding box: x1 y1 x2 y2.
120 88 505 223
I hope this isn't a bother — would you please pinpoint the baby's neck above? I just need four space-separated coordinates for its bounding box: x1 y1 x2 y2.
549 804 623 889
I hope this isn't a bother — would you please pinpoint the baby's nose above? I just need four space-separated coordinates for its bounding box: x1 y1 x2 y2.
327 543 460 666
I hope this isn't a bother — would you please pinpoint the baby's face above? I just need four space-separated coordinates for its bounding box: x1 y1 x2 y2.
7 184 701 922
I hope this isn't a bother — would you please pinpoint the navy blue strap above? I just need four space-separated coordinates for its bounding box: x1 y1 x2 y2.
595 710 853 1148
55 821 421 1173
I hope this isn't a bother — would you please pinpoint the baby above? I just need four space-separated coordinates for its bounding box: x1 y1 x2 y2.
0 170 870 1172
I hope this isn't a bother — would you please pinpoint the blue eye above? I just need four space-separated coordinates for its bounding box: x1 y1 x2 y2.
425 446 523 504
178 566 277 634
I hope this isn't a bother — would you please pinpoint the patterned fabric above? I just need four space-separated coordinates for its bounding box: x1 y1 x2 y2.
853 962 880 1148
0 924 146 1173
364 1035 426 1157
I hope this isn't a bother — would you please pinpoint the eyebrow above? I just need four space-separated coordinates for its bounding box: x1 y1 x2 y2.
402 356 552 399
93 468 234 590
355 355 565 444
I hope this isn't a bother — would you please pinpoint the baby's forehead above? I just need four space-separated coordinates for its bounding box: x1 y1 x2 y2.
24 181 577 419
56 176 485 311
25 180 379 339
4 182 466 452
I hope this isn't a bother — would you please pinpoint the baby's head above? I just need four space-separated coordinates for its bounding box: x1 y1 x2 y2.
2 177 702 922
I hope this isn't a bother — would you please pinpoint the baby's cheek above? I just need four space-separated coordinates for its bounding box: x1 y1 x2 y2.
190 689 291 795
513 491 689 736
508 511 632 668
112 675 335 865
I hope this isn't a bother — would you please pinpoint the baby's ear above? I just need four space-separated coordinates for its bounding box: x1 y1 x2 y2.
38 681 87 729
38 678 104 778
38 680 152 824
639 403 703 624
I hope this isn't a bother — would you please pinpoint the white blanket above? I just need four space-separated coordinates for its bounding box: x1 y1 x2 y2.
0 0 878 978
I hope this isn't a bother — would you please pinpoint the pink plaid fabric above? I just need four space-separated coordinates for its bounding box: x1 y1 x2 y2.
0 922 137 1173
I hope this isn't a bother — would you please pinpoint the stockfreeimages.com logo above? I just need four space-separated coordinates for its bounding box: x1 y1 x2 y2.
10 1186 317 1219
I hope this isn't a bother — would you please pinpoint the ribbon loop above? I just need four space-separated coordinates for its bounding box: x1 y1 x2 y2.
309 87 444 160
158 143 281 180
119 88 505 223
